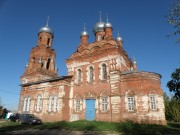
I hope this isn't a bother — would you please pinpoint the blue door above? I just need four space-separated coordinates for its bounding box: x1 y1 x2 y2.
85 99 95 120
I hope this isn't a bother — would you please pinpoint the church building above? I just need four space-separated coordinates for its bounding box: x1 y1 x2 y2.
18 16 166 125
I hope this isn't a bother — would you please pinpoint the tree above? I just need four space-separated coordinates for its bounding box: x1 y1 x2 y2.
167 1 180 42
167 68 180 100
164 92 180 122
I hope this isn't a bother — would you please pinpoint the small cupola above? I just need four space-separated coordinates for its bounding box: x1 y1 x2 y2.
38 17 54 37
38 17 54 47
104 15 113 29
133 58 138 70
93 11 105 41
104 15 113 38
116 30 123 47
80 24 89 44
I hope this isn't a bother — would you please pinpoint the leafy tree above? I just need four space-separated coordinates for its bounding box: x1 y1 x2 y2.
164 92 180 122
167 1 180 42
167 68 180 100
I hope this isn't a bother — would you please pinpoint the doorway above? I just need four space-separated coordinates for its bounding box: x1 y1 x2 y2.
85 99 95 120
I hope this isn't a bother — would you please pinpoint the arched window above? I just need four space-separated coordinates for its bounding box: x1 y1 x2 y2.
46 58 51 70
75 99 81 112
39 37 42 42
48 95 53 112
74 94 82 112
100 92 108 112
101 97 108 112
77 69 81 84
23 97 27 112
54 96 58 112
89 66 93 83
32 57 35 64
26 97 31 111
37 95 42 112
102 64 107 80
47 38 50 46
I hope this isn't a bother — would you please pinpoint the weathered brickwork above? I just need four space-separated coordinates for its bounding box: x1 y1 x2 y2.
18 19 166 125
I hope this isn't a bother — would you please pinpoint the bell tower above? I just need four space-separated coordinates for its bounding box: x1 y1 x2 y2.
21 18 58 84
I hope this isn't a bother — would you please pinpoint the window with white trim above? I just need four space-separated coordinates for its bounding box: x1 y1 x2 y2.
77 69 81 84
101 97 108 112
150 95 156 110
127 97 134 111
26 97 31 111
54 96 58 112
89 66 93 83
75 99 81 112
48 95 53 112
102 64 107 80
23 97 27 111
37 95 42 112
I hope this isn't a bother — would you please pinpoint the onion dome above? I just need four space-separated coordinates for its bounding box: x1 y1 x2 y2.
93 11 105 34
133 58 137 64
116 30 122 42
104 16 113 29
116 35 122 42
81 24 89 37
38 16 54 37
93 21 105 34
39 26 54 36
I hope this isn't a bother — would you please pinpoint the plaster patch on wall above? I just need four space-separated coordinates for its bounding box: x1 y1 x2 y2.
111 96 120 114
70 114 79 121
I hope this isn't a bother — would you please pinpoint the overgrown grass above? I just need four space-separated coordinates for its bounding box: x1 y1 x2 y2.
0 120 180 135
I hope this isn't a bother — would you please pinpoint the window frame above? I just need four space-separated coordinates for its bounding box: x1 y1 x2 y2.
102 64 107 80
48 95 53 112
149 95 156 110
23 97 27 112
75 99 81 112
26 97 31 111
89 66 93 83
127 96 134 111
77 69 82 84
37 95 42 112
101 96 108 112
54 96 58 112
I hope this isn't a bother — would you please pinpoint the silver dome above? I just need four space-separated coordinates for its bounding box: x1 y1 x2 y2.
93 21 105 34
39 26 54 36
104 22 113 28
81 30 89 37
116 36 122 42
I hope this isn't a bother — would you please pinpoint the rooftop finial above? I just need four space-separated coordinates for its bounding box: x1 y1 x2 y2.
46 16 50 27
84 23 86 30
99 11 102 22
106 14 109 22
133 58 137 64
117 28 120 37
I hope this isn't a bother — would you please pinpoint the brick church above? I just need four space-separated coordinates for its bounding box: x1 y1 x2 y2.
18 16 166 125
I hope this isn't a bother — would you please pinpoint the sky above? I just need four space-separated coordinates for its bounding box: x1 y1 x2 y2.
0 0 179 111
